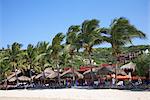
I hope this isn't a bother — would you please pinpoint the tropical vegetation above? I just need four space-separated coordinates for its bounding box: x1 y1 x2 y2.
0 17 149 83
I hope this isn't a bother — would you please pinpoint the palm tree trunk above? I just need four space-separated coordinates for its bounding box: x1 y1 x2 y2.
70 54 75 86
72 67 75 86
88 52 94 86
42 66 46 86
4 73 8 90
56 63 60 86
115 54 120 85
115 62 118 85
13 64 19 85
29 64 32 85
112 44 119 85
89 54 92 65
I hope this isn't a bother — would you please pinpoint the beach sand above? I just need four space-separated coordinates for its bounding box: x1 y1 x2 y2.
0 89 149 100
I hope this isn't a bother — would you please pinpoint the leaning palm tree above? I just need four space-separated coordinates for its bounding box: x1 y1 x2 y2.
78 19 103 85
102 17 146 58
66 25 81 85
79 19 103 65
51 33 65 85
101 17 146 81
66 25 81 52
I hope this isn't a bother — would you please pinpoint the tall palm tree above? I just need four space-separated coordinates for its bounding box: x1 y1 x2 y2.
24 44 37 83
102 17 146 59
101 17 146 81
51 33 65 85
79 19 103 65
66 25 81 85
6 42 22 84
36 41 49 71
35 41 50 79
79 19 103 85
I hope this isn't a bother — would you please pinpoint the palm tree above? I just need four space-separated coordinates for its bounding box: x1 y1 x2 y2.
51 33 65 85
6 42 22 84
66 25 81 85
79 19 103 85
102 17 146 58
66 25 81 52
0 57 11 82
24 44 37 83
36 41 49 71
0 59 11 89
79 19 103 65
101 17 146 82
35 41 50 80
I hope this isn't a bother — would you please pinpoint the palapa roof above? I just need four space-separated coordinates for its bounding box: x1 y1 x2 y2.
120 62 136 71
8 77 17 82
83 69 97 79
96 66 114 75
61 68 83 79
35 68 57 79
18 76 31 81
47 71 58 79
35 73 43 79
83 68 97 75
8 76 31 82
7 70 21 80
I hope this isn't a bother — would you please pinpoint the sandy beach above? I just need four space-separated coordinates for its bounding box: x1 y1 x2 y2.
0 89 149 100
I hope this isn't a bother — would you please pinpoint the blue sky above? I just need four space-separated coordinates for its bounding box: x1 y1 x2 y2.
0 0 150 49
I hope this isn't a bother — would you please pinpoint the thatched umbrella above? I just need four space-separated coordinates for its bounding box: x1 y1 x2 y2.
83 68 97 75
83 68 97 80
120 62 136 71
44 68 55 74
61 68 84 79
47 72 58 79
74 71 84 79
7 70 21 83
8 77 17 82
120 62 136 80
35 73 43 79
96 67 114 75
7 70 21 80
35 68 56 79
18 76 31 81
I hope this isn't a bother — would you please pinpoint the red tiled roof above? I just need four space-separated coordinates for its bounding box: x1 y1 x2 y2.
79 66 95 72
